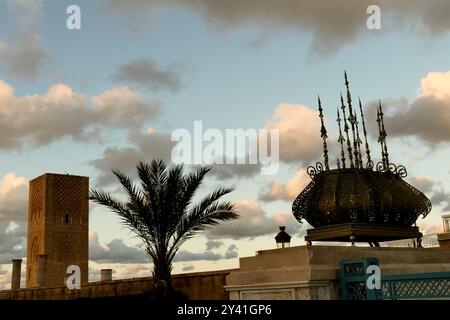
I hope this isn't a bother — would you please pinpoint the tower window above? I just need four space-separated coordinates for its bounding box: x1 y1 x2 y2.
64 213 70 224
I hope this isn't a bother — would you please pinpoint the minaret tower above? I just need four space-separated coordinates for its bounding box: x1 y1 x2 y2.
26 173 89 288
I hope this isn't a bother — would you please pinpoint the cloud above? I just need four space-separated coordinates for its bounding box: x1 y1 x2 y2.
89 129 175 186
0 267 10 290
6 0 44 30
173 240 238 262
408 176 438 194
224 244 238 259
88 262 151 281
203 103 323 180
1 1 47 80
408 176 450 212
259 169 310 202
0 173 28 221
6 0 44 14
102 1 450 54
265 104 323 164
205 240 224 251
181 264 194 272
111 58 184 92
0 32 49 80
368 71 450 146
0 221 27 264
102 0 370 54
173 250 222 262
210 163 261 180
416 220 444 236
430 190 450 212
0 81 160 149
89 230 148 264
205 200 303 240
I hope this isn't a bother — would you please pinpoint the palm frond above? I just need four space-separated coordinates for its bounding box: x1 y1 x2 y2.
89 189 151 242
112 169 144 212
168 201 237 262
164 165 211 242
167 186 237 260
90 160 238 285
188 186 235 219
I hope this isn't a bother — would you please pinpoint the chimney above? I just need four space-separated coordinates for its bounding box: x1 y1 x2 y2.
101 269 112 282
11 259 22 290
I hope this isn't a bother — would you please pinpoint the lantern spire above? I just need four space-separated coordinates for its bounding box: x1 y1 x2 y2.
337 107 346 169
318 95 330 170
340 93 354 168
359 97 372 169
344 71 361 168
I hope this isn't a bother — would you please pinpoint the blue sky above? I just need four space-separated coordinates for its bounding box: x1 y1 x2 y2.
1 0 450 288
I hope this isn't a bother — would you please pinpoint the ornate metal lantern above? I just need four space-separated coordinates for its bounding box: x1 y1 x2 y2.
292 73 432 245
275 226 291 248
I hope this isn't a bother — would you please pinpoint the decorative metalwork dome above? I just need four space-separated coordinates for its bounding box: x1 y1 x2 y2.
292 72 432 230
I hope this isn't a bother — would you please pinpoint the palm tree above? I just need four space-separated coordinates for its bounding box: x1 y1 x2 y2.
89 159 238 289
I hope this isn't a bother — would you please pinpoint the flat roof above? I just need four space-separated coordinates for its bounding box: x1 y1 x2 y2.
30 173 89 182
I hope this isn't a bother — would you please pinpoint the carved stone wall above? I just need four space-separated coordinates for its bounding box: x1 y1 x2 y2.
227 282 335 300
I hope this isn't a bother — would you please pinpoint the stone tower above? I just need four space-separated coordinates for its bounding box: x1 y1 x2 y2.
26 173 89 288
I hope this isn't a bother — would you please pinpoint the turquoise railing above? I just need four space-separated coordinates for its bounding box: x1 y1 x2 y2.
340 258 450 300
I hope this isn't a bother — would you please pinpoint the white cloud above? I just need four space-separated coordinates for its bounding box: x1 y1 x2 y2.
0 173 28 221
173 103 323 181
0 81 160 149
265 104 323 164
88 262 151 282
416 220 444 236
259 169 310 202
89 129 175 186
419 71 450 100
368 71 450 146
0 221 27 264
409 176 438 194
205 200 304 239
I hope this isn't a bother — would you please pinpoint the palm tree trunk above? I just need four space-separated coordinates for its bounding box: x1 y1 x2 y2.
153 256 173 287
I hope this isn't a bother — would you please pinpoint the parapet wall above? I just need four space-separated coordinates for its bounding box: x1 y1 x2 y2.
0 269 233 300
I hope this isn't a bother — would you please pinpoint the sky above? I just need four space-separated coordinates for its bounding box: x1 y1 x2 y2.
1 0 450 289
